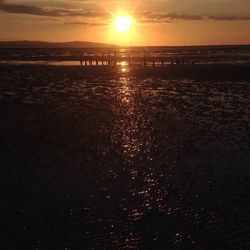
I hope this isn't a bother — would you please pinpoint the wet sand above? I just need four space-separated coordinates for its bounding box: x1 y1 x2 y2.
1 63 250 80
0 64 250 249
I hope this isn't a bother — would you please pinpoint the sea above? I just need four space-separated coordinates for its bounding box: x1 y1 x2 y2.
0 46 250 249
0 45 250 65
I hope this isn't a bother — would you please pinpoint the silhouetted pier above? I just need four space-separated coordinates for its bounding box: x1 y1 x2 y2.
79 53 195 68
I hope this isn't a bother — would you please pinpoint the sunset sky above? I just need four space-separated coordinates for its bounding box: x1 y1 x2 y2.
0 0 250 46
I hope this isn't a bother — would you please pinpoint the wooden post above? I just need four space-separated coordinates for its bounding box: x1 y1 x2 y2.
162 59 164 67
96 56 98 66
153 58 155 67
114 52 117 66
144 57 146 67
108 53 110 66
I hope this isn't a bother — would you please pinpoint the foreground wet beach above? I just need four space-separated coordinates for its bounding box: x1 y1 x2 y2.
0 64 250 249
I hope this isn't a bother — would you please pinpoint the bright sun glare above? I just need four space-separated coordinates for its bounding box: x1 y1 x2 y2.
115 16 132 32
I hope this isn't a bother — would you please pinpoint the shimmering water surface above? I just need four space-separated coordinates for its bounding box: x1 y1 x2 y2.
1 45 250 65
0 66 250 249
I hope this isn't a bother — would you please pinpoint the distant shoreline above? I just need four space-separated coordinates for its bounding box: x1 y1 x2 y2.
0 41 116 49
0 41 249 49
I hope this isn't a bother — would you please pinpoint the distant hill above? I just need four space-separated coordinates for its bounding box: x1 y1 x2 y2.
0 41 116 48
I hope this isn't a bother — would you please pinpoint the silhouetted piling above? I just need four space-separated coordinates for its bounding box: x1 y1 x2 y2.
171 58 174 66
101 55 104 65
108 54 110 66
78 53 197 68
114 53 117 66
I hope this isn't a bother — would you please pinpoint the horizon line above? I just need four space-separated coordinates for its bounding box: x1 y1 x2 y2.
0 40 250 48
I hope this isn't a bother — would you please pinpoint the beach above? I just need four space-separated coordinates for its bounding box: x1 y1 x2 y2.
0 60 249 249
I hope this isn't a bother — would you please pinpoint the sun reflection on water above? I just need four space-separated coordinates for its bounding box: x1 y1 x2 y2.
120 61 129 73
115 77 169 215
104 77 184 248
117 77 140 159
121 61 127 66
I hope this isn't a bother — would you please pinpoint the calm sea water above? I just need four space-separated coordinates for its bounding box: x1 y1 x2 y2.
1 45 250 65
0 63 250 249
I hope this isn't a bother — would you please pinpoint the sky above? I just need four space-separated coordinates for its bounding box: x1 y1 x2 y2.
0 0 250 46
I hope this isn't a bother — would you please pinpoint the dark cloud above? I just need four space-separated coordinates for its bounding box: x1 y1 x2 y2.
66 21 106 26
137 11 250 23
0 1 109 18
208 15 250 21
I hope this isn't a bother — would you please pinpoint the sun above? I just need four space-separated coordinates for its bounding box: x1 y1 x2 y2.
108 14 137 44
115 16 132 32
